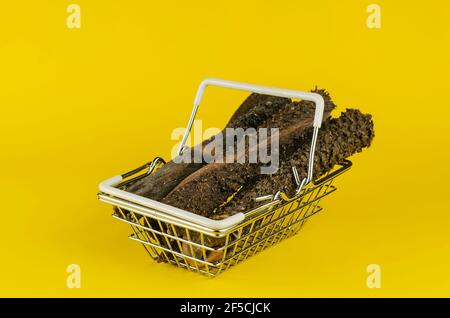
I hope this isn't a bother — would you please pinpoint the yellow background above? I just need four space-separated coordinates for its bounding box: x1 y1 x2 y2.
1 1 449 297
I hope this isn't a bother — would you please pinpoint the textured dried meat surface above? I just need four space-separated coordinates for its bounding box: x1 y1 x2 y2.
217 108 375 215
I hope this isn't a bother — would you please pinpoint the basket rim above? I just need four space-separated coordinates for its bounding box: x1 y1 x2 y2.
98 159 352 233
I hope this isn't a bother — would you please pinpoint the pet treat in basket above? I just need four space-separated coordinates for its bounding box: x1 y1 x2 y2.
98 78 374 277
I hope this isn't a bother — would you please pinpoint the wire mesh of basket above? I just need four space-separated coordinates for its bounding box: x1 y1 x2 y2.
97 78 352 277
99 159 351 277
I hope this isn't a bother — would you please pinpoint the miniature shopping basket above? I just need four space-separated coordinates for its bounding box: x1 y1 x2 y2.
98 78 352 277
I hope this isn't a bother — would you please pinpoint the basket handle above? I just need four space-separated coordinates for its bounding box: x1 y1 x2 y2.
178 78 324 155
178 78 325 201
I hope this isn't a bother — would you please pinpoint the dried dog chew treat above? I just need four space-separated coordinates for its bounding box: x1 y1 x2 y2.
125 93 290 201
161 91 337 216
179 108 374 267
218 108 375 214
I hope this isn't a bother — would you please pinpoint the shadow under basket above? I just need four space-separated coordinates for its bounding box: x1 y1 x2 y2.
98 159 352 277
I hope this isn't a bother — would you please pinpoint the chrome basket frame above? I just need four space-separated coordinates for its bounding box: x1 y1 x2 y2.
97 78 352 277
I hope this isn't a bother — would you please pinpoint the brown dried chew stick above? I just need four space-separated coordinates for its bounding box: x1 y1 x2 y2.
182 109 374 268
125 94 290 201
217 108 375 215
161 91 337 216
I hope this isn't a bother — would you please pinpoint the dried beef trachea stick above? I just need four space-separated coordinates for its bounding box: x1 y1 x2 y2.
217 108 375 215
125 94 290 200
161 91 337 215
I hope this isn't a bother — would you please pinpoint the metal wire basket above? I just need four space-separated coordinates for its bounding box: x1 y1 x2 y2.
98 79 352 277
